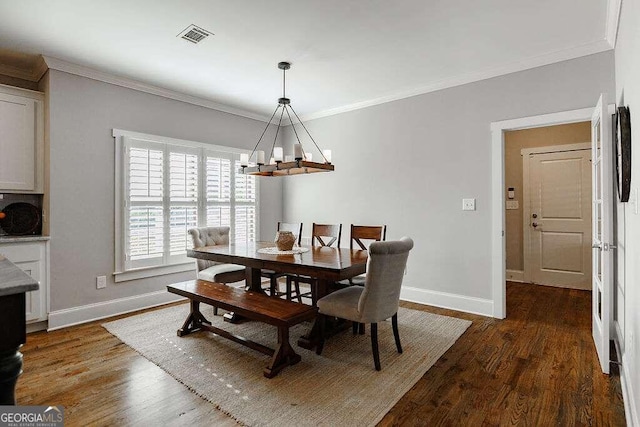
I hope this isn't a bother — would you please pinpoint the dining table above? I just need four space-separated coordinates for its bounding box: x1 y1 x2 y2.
187 241 368 349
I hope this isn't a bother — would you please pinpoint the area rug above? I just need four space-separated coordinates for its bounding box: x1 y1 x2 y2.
103 303 471 426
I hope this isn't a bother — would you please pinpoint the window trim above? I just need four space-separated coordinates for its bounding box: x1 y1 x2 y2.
113 128 259 282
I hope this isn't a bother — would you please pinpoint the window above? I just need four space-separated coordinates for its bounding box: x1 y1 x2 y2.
113 129 258 281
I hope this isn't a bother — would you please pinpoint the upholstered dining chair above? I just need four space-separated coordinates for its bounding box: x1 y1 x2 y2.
188 226 246 314
287 223 342 305
261 222 303 298
315 237 414 371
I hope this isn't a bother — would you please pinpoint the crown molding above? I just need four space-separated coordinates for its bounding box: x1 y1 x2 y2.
298 39 613 123
0 55 49 82
605 0 622 47
42 56 271 123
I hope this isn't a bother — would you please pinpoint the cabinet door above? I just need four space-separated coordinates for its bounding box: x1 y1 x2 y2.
11 260 42 322
0 92 37 191
0 243 47 323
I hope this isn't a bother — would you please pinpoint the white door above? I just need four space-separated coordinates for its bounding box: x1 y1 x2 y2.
526 147 592 289
591 94 614 374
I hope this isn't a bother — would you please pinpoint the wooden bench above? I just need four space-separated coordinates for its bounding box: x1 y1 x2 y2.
167 279 317 378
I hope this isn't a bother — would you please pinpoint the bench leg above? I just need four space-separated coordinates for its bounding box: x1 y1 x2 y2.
263 326 301 378
177 300 211 337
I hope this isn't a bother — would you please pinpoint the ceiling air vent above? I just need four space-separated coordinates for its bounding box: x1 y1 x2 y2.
177 25 212 44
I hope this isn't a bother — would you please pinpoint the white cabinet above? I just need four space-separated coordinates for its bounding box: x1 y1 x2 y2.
0 84 45 193
0 240 49 324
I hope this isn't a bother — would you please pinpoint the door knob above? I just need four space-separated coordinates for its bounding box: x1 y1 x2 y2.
532 222 540 228
532 213 538 218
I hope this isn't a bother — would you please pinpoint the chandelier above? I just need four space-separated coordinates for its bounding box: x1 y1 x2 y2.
239 62 334 176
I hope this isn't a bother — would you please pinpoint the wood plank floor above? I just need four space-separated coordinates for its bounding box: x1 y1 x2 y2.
16 282 626 426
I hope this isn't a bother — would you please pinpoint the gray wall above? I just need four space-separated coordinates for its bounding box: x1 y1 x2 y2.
282 51 615 302
48 70 282 311
614 0 640 421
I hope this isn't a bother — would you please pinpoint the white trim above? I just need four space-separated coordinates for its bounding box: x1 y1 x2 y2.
43 56 270 123
40 45 613 127
505 269 524 283
47 290 186 331
491 107 594 319
605 0 623 48
113 262 194 283
621 351 640 427
400 286 493 317
299 41 612 123
112 128 254 154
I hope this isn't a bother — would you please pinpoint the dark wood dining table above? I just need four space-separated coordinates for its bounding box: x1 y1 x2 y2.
187 241 368 349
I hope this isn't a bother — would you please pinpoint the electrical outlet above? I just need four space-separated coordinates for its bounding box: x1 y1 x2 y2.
96 276 107 289
462 198 476 211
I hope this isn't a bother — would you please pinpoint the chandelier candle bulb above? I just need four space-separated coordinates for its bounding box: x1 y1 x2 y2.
256 150 265 165
240 153 249 167
270 157 275 165
294 144 303 160
322 149 332 163
274 147 283 162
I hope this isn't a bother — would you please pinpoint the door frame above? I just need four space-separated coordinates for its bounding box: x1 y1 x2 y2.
521 142 591 285
490 107 594 318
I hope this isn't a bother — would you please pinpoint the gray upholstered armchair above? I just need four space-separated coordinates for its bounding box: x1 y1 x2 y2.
316 236 414 371
188 226 245 284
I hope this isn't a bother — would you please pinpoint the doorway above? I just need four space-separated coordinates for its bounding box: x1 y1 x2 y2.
504 122 592 290
490 107 594 318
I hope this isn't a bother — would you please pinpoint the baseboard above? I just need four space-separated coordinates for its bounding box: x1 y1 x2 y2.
400 286 493 317
506 269 525 282
47 290 186 331
621 351 639 427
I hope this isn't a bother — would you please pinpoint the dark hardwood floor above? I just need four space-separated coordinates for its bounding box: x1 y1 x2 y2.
16 282 626 426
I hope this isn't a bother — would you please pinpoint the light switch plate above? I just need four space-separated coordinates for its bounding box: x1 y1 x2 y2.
96 276 107 289
462 198 476 211
506 200 519 210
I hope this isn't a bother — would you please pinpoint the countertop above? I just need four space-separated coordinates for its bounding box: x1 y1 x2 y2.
0 255 39 297
0 235 50 243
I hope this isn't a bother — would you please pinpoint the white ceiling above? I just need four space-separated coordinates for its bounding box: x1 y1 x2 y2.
0 0 613 121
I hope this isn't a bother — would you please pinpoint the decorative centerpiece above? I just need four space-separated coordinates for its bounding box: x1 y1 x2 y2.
275 231 296 251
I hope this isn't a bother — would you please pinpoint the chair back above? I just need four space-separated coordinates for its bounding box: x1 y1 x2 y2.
350 225 387 250
278 222 303 245
358 237 413 323
188 226 231 271
311 223 342 247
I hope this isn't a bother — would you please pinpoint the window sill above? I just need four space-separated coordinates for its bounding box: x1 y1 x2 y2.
114 261 195 283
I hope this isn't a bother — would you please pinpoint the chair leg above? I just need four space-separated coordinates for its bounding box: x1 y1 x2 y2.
213 306 218 316
316 314 326 355
371 322 381 371
285 276 293 301
352 321 359 335
270 276 278 297
392 313 402 354
359 323 365 335
294 278 302 303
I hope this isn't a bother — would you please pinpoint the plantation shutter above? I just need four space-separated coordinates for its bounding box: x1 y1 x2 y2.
234 159 257 245
168 147 199 263
125 139 164 270
119 133 258 274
